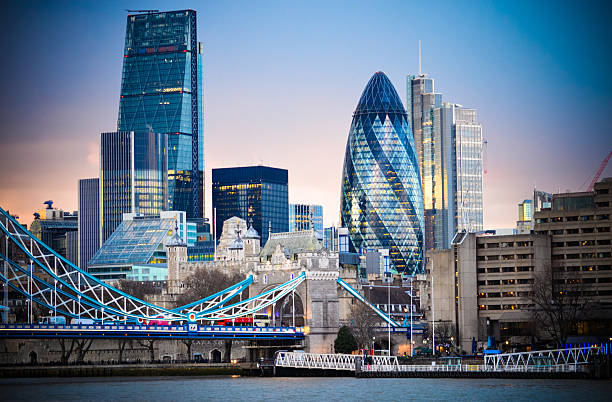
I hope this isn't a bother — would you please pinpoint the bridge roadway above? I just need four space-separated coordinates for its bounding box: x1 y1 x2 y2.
0 323 304 341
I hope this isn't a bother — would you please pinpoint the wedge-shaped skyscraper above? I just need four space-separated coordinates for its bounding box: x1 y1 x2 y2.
341 72 424 274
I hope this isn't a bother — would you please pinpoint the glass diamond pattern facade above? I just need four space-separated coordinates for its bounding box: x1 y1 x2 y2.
118 10 203 219
341 72 424 274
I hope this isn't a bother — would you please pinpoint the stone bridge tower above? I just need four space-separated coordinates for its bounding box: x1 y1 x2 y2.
249 249 340 353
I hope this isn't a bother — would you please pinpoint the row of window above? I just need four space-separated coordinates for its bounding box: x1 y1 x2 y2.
553 239 611 247
553 265 611 272
478 291 531 298
477 241 532 249
478 266 534 274
537 226 610 235
537 214 610 223
477 278 534 286
477 254 532 261
552 252 612 260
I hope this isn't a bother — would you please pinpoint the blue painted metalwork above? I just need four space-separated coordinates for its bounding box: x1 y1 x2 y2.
0 323 304 341
336 277 400 327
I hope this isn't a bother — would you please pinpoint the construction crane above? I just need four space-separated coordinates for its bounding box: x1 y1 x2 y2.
586 151 612 191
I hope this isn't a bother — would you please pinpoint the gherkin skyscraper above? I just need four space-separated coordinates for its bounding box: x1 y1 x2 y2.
341 72 424 274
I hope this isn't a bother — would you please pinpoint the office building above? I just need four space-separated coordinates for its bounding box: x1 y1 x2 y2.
406 73 442 184
212 166 288 246
289 204 323 233
99 131 167 243
118 10 204 220
89 211 193 281
340 72 425 274
423 103 484 249
421 178 612 351
78 178 100 270
29 201 78 260
517 199 533 234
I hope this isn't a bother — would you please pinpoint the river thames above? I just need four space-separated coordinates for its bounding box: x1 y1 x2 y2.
1 376 611 401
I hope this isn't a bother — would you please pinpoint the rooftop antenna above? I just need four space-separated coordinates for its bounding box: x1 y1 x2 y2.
418 40 422 76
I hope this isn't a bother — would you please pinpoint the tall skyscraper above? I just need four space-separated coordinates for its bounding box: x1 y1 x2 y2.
79 178 100 270
406 74 442 249
100 131 167 243
341 72 424 275
118 10 204 220
289 204 323 233
212 166 288 246
424 103 484 249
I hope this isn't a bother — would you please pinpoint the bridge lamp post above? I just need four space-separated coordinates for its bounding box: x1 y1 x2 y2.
77 295 81 322
372 336 375 354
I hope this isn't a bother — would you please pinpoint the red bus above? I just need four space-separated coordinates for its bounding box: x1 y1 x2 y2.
217 317 253 327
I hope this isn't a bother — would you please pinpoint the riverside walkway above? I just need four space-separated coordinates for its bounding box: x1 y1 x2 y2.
275 345 609 378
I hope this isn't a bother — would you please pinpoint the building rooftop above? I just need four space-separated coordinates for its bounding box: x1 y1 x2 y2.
89 217 174 267
260 229 323 259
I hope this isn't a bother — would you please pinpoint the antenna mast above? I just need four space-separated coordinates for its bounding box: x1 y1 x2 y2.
418 40 422 76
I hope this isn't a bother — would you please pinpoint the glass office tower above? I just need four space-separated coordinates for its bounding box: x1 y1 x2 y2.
99 131 167 243
406 74 442 249
341 72 424 275
289 204 323 232
426 103 483 249
212 166 288 247
118 10 203 220
78 178 100 270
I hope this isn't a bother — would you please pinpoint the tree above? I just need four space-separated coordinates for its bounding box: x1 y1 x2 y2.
531 264 592 345
176 268 246 363
175 268 245 307
348 301 383 349
58 339 76 364
117 339 132 363
432 321 456 353
116 280 162 301
182 339 194 362
334 325 358 354
74 339 94 364
137 339 157 363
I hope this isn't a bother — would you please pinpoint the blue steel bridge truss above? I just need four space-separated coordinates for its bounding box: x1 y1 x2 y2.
0 206 400 337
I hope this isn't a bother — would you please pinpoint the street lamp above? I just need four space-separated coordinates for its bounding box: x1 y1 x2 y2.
372 336 376 354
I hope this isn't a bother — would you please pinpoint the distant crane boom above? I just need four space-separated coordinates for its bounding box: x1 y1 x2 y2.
587 151 612 191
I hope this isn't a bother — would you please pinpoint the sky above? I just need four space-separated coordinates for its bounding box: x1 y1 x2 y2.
0 0 611 229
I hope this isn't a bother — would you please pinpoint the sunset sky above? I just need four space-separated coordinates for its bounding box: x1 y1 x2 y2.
1 0 611 229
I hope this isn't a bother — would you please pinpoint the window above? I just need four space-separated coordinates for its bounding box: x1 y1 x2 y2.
566 241 579 247
552 217 563 222
567 266 580 272
536 218 548 224
487 267 500 273
566 216 579 222
488 292 501 297
488 255 500 261
598 239 611 245
580 215 594 221
598 226 610 233
503 291 515 297
599 277 612 283
566 228 579 234
477 280 486 286
553 242 565 247
501 242 514 248
581 240 595 246
517 266 532 272
502 267 515 272
566 254 580 259
582 227 594 233
487 280 500 286
478 268 486 273
477 256 486 261
487 243 499 248
517 279 533 284
502 255 515 261
596 214 609 221
552 230 564 235
598 265 612 271
488 305 501 310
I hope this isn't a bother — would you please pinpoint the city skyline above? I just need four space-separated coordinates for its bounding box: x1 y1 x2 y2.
1 0 611 230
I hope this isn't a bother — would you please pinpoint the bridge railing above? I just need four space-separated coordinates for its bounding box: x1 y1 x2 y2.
275 352 357 370
483 345 601 370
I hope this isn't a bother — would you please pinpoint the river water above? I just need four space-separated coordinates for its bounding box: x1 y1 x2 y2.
1 376 610 401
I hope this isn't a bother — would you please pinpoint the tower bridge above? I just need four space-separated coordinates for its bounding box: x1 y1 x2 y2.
0 207 402 358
